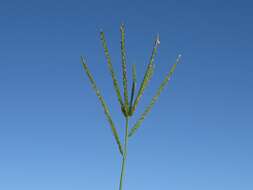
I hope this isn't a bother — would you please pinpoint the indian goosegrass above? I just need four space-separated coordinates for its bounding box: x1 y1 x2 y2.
81 24 181 190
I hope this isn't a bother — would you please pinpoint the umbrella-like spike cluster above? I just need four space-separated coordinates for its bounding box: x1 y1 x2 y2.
81 25 181 153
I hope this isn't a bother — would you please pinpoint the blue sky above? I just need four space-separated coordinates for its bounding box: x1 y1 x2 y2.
0 0 252 189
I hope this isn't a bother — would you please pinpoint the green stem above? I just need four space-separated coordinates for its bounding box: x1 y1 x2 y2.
119 117 129 190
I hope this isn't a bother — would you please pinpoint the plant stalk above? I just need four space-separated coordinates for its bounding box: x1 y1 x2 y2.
119 117 129 190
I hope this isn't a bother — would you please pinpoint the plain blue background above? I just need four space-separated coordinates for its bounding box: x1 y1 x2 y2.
0 0 252 189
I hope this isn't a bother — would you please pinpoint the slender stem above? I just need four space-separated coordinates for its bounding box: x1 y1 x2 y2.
119 117 129 190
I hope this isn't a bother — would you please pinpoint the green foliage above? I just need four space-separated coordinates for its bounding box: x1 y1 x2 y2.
81 25 181 190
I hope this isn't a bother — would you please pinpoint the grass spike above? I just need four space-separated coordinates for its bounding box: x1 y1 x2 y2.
129 64 137 116
100 31 126 115
81 56 123 155
120 24 129 112
128 54 182 137
131 34 160 114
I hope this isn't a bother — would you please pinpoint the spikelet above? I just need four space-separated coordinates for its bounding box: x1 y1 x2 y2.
128 54 182 137
100 31 126 116
81 56 123 155
131 34 160 114
120 24 129 113
129 64 137 116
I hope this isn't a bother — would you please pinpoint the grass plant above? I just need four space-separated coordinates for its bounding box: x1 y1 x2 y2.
81 24 181 190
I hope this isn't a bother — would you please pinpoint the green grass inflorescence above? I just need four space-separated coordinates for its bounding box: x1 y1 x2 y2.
81 24 181 190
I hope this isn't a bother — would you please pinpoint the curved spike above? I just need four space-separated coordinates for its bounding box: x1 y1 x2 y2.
120 24 129 112
131 36 160 114
128 54 182 137
100 31 125 114
81 56 123 155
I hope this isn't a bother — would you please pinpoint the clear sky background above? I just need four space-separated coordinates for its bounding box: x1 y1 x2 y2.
0 0 252 190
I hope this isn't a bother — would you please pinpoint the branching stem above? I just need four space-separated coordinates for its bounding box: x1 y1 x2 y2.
119 117 129 190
